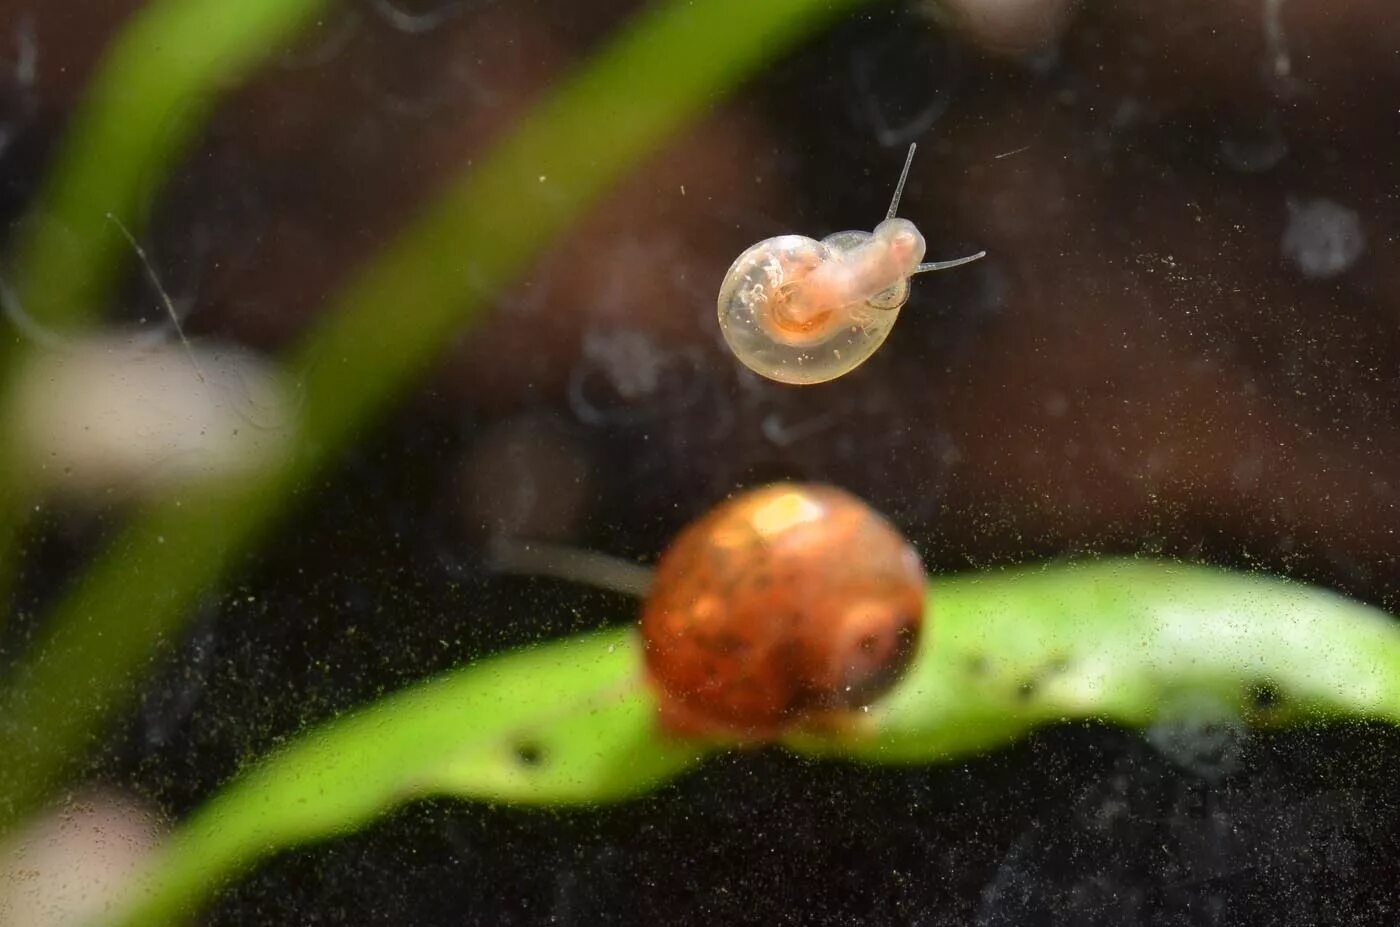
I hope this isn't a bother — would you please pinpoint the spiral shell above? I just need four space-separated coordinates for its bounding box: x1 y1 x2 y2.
716 221 926 386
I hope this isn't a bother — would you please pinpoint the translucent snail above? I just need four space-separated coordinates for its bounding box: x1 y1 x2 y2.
489 483 926 740
717 144 985 385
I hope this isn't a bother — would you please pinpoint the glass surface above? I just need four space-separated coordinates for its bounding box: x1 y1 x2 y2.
0 1 1397 924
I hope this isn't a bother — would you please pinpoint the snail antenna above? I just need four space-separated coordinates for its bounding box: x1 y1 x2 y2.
886 143 918 221
914 250 987 274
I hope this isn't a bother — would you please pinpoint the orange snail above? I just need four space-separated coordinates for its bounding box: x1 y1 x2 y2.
640 483 926 738
491 483 926 739
717 143 985 385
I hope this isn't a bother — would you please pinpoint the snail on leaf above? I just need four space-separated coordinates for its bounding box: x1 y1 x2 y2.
492 483 926 741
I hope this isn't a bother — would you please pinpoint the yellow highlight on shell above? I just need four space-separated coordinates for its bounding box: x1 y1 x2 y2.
748 489 825 539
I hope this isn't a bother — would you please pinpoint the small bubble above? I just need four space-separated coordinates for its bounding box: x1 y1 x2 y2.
1282 196 1365 280
1145 692 1247 781
567 328 704 427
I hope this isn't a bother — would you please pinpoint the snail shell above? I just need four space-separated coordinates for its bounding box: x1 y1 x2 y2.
716 220 927 385
640 483 926 739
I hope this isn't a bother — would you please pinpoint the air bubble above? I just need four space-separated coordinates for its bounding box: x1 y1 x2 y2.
1145 692 1247 781
567 328 704 427
1282 196 1365 280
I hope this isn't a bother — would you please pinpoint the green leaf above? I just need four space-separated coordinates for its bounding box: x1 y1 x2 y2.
112 629 702 927
5 0 332 335
108 559 1400 927
0 0 868 830
793 560 1400 761
0 0 334 659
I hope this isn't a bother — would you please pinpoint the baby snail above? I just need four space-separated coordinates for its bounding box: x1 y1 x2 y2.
490 483 926 740
718 144 985 385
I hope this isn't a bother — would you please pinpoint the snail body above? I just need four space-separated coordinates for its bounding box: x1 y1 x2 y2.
718 144 985 385
640 483 926 739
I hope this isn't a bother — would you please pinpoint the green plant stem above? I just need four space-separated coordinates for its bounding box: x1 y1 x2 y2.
113 629 701 927
0 0 336 623
0 0 868 832
107 560 1400 927
5 0 333 334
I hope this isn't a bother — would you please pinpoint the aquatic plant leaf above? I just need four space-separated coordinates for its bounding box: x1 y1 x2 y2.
794 560 1400 760
109 560 1400 927
109 629 702 927
5 0 332 334
0 0 866 830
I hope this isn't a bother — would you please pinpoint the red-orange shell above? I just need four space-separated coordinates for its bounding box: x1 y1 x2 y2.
640 483 926 738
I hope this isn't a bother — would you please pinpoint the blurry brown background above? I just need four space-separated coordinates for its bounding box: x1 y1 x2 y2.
4 0 1397 590
1 0 1398 924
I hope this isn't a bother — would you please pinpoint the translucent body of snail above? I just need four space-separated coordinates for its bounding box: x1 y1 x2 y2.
640 483 926 739
718 144 985 385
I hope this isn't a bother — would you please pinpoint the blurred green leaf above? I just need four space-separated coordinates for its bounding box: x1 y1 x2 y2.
0 0 333 645
0 0 868 830
110 629 702 927
109 560 1400 927
5 0 332 334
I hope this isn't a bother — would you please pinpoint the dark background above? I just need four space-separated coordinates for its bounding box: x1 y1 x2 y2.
2 0 1399 923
